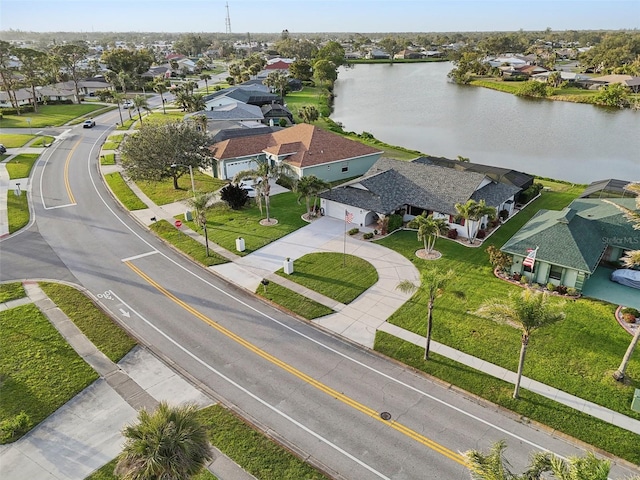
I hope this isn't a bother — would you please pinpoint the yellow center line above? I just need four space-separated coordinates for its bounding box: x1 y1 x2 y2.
64 140 81 204
125 260 466 466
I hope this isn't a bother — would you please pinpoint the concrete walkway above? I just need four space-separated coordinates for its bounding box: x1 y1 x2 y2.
0 283 257 480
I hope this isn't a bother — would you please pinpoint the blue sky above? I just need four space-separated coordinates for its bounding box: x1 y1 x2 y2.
2 0 638 33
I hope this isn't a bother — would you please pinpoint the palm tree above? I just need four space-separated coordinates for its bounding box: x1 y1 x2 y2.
396 267 460 359
233 159 291 223
407 212 449 255
464 439 548 480
475 290 565 398
465 440 636 480
188 192 214 256
454 199 496 244
153 79 168 114
199 73 211 93
132 95 150 125
188 93 206 113
298 105 319 124
115 401 212 480
110 91 125 126
295 175 329 219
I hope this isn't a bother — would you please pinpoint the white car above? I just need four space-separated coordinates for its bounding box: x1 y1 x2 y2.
122 100 133 108
83 119 96 128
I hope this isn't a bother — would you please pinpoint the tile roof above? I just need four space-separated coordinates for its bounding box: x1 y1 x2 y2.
320 157 520 216
501 198 638 272
209 124 382 168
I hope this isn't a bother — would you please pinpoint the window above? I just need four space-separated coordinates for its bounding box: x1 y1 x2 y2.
449 214 465 226
341 164 349 173
549 265 563 281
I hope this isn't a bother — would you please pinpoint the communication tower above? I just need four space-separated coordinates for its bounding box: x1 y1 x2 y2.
225 2 232 34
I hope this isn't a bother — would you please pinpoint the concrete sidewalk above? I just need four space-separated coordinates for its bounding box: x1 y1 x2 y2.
0 283 256 480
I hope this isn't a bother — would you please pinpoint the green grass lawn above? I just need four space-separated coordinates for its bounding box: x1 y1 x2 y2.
100 153 116 165
150 220 228 266
144 111 190 123
257 282 334 319
0 283 26 303
29 136 55 147
39 283 137 363
275 252 378 304
0 134 35 147
197 404 329 480
5 153 39 179
102 134 126 151
104 172 148 211
136 173 227 205
199 193 307 255
0 104 107 128
0 303 98 443
7 190 29 233
372 189 640 450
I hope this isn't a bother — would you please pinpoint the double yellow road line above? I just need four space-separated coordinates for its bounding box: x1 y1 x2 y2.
125 260 466 466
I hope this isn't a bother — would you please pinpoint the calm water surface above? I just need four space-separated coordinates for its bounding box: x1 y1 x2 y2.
331 62 639 184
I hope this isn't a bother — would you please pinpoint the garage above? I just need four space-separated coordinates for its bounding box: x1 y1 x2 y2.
224 159 258 180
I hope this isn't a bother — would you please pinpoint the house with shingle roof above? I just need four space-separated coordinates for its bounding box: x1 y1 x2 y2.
318 157 520 234
203 85 281 109
501 197 638 291
207 123 383 181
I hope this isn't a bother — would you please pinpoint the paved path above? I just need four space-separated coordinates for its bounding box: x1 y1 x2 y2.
0 283 256 480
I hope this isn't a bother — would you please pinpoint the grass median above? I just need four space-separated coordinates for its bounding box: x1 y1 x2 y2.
5 153 39 179
0 282 26 303
7 190 29 233
150 220 228 266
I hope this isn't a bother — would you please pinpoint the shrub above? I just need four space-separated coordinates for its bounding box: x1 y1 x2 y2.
519 183 544 204
220 183 249 210
486 245 512 272
0 411 30 443
512 272 522 282
555 285 568 295
387 214 404 233
621 307 640 318
546 283 556 292
363 232 374 240
476 229 486 239
519 275 528 284
531 283 541 289
447 229 458 239
566 287 578 296
276 175 295 190
377 216 389 235
373 229 378 235
622 313 638 323
499 209 509 220
348 228 359 235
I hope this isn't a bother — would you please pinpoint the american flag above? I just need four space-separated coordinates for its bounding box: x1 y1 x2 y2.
522 247 538 268
345 210 354 224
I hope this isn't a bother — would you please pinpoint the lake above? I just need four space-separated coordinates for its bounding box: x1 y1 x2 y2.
331 62 639 184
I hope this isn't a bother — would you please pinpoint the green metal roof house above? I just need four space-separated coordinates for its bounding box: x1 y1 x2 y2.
501 198 638 291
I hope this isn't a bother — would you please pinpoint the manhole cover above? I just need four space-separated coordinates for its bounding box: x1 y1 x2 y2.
380 412 391 421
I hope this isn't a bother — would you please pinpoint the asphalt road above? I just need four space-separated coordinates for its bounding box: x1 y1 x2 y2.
1 102 638 479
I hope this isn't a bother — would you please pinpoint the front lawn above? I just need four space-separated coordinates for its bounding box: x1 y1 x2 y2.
150 220 228 267
0 303 98 443
136 173 227 205
5 153 39 179
257 282 333 319
275 252 378 304
0 134 34 147
198 193 307 255
0 104 107 128
29 136 55 147
374 189 640 424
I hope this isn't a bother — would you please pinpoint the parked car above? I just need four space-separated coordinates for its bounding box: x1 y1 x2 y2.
122 100 133 108
0 144 6 154
83 119 96 128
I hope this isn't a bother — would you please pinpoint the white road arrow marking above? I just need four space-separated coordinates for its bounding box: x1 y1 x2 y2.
119 308 130 318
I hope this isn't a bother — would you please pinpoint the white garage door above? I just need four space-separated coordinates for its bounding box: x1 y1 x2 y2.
225 159 258 179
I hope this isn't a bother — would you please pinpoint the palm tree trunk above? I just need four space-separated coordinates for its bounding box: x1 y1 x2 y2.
425 301 434 359
265 195 271 222
514 335 528 398
613 326 640 381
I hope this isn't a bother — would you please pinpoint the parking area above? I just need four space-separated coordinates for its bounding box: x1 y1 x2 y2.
581 266 640 310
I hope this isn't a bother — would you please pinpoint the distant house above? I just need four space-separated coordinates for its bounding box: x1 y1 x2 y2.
207 123 383 181
501 197 637 291
318 157 520 233
0 88 33 108
203 85 281 108
394 49 423 60
579 179 639 199
260 103 294 126
265 60 292 71
185 102 264 131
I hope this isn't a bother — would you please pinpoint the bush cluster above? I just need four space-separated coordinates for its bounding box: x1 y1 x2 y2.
348 228 359 235
519 183 544 204
363 232 374 240
387 214 404 233
447 229 458 239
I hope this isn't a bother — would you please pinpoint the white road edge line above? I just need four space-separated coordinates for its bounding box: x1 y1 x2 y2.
84 124 563 459
107 290 391 480
121 251 158 262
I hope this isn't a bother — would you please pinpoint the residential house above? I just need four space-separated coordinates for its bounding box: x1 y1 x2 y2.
203 85 281 109
207 123 382 181
501 197 638 291
579 179 639 199
0 88 34 108
318 157 520 233
185 102 264 132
